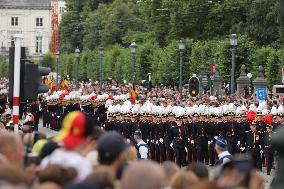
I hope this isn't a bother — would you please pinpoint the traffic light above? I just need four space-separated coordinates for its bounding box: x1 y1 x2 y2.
189 76 199 97
9 47 51 101
24 64 51 100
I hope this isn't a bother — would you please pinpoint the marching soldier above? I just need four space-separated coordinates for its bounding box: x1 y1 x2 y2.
263 124 274 175
172 116 186 167
242 121 263 171
225 112 240 154
194 113 209 164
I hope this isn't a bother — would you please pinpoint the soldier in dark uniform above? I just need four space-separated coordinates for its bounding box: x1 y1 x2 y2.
194 113 209 164
172 116 186 167
165 113 175 161
225 112 240 154
263 124 274 175
208 115 218 166
242 121 263 171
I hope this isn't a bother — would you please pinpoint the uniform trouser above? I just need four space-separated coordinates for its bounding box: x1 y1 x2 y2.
227 139 238 154
196 136 209 164
174 144 185 167
247 147 262 170
185 143 192 164
208 142 216 165
264 147 274 174
159 143 166 163
166 144 174 161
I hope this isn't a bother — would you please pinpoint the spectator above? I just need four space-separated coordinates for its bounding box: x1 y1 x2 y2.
187 181 221 189
0 132 25 167
38 164 77 186
162 161 180 186
121 161 166 189
32 182 61 189
134 130 149 159
40 111 96 181
125 146 138 163
170 170 199 189
186 163 209 180
96 131 130 176
215 138 232 165
0 164 28 188
86 167 115 189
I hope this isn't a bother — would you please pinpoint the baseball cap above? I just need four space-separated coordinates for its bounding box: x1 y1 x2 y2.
215 138 227 149
134 130 142 136
54 111 94 149
97 131 130 164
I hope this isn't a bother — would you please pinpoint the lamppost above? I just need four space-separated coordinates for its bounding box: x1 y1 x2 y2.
99 47 104 92
178 39 185 94
75 47 80 90
148 72 152 89
130 41 137 81
56 50 59 86
229 34 238 94
247 72 253 96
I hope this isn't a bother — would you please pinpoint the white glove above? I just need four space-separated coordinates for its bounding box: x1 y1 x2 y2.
240 147 245 151
156 140 159 144
159 138 163 143
191 140 194 144
214 136 218 140
126 139 130 143
185 147 188 152
211 140 213 144
170 143 173 148
259 145 262 149
208 141 211 145
147 139 149 143
260 150 263 154
237 141 240 146
188 138 190 142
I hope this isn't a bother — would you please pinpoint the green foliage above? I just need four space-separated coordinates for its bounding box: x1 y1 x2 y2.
0 58 8 77
40 53 56 71
267 51 281 87
57 0 283 87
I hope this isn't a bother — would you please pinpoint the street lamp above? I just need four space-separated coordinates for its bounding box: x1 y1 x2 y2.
99 47 104 92
130 41 137 81
229 34 238 94
75 47 80 90
178 39 185 94
247 72 253 96
56 50 59 86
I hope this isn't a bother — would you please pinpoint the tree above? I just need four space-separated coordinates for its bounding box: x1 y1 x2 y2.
267 51 281 87
40 53 55 71
0 58 8 77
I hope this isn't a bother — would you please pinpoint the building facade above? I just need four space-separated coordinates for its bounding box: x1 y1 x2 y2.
0 0 65 58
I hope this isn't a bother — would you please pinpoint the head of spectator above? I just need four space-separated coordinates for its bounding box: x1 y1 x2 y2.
0 164 28 188
121 161 166 189
186 181 221 189
170 170 199 189
38 164 77 186
215 138 231 165
38 141 60 161
162 161 180 186
86 167 115 189
97 131 129 174
0 132 25 167
186 163 209 180
85 127 105 167
125 146 138 163
133 130 143 143
54 111 95 151
32 182 61 189
217 155 256 189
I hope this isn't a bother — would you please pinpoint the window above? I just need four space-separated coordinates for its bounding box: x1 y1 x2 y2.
11 36 15 46
59 7 65 14
11 17 18 26
36 18 43 27
36 36 43 53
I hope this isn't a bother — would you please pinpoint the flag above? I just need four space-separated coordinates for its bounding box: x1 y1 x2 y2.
61 78 69 92
130 88 137 104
